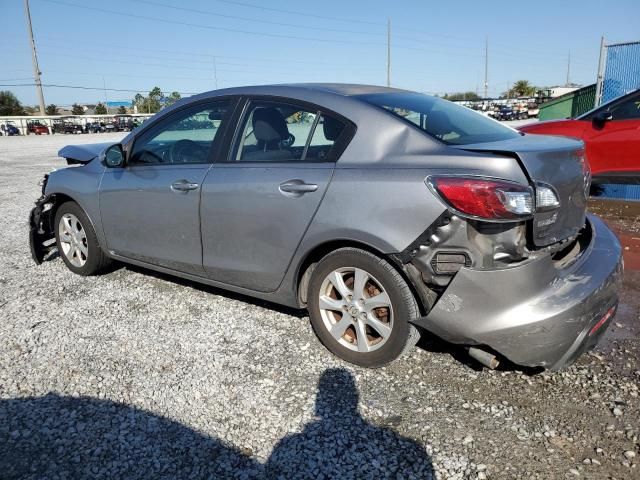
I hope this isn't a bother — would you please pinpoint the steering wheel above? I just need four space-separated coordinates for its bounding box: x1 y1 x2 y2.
280 133 295 148
170 139 207 163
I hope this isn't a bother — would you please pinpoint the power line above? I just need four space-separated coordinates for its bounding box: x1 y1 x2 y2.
33 45 383 73
38 0 384 46
129 0 383 36
202 0 385 26
0 83 199 95
35 0 592 70
34 35 385 68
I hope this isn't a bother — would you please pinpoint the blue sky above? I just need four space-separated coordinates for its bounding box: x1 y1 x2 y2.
1 0 639 106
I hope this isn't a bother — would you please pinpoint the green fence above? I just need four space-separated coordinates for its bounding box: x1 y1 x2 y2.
538 84 596 121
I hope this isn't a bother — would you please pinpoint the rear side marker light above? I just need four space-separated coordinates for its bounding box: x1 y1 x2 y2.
588 305 616 337
427 176 533 221
536 184 560 211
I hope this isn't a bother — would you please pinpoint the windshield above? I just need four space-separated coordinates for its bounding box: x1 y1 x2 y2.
358 92 521 145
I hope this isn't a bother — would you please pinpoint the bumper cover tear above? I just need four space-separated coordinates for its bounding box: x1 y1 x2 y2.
411 215 623 370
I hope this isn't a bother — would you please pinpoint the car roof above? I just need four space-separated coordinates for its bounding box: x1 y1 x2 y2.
202 83 410 98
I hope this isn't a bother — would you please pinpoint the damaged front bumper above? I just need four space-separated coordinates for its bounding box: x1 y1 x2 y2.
412 214 623 370
29 187 57 264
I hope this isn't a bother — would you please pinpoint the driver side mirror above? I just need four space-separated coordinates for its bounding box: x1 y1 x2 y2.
104 144 125 168
592 110 613 128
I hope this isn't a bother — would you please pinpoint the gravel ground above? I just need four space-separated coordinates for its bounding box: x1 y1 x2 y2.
0 133 638 480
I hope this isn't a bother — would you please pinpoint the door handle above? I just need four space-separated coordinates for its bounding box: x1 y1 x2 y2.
171 180 199 192
279 180 318 194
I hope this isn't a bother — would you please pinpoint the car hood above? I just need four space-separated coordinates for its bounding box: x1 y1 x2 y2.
58 142 117 165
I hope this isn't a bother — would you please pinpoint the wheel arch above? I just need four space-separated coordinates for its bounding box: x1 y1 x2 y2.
39 191 101 245
294 239 430 315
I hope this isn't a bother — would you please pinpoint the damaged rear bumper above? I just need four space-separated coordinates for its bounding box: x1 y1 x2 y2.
412 214 623 370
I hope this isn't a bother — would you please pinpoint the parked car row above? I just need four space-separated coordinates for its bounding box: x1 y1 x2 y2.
1 115 149 136
0 121 21 136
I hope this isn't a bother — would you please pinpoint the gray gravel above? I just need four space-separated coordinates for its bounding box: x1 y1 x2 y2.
1 133 639 479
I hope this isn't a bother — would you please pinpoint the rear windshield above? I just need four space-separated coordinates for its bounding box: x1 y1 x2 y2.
358 92 520 145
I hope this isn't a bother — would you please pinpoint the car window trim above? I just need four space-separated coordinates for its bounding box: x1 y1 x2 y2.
301 111 322 161
579 89 640 120
124 96 239 168
224 95 356 165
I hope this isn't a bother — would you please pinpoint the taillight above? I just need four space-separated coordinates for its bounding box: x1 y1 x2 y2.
427 176 533 221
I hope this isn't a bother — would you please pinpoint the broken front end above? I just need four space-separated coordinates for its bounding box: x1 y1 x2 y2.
29 174 57 264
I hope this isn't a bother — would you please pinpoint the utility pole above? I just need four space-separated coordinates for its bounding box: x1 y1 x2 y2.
102 77 109 114
483 35 488 99
595 36 606 107
565 50 571 86
24 0 45 115
386 18 391 87
213 56 218 89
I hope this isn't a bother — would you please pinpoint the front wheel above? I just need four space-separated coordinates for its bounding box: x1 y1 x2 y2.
54 202 113 276
307 248 420 368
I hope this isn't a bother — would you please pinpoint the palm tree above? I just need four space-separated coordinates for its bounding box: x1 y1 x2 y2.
509 80 537 98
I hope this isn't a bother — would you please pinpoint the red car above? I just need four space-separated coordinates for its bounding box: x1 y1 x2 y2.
27 121 50 135
519 89 640 183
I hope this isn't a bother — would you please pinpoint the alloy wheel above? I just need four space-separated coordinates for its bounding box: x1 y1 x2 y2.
58 213 88 267
318 267 394 353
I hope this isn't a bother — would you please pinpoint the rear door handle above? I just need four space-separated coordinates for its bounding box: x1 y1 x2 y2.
171 180 199 192
279 180 318 194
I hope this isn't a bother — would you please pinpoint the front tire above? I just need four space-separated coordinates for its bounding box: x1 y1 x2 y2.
54 202 113 276
307 248 420 368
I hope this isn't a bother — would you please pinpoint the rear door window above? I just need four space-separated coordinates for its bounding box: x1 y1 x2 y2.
234 100 346 162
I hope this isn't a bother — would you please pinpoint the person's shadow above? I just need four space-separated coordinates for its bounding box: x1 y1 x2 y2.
266 368 433 479
0 368 432 479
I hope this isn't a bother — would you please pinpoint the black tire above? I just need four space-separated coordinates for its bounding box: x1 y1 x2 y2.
54 201 113 276
307 248 420 368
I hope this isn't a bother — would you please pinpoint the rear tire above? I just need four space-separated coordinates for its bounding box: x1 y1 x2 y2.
54 202 113 276
307 248 420 368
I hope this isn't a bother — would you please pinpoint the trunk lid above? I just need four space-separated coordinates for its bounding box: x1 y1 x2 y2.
452 134 589 247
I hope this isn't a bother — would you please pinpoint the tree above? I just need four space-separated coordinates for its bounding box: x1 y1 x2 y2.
507 80 536 98
0 91 25 116
131 87 164 114
117 105 127 114
164 91 181 107
45 104 59 115
444 91 480 102
71 103 84 115
95 103 107 115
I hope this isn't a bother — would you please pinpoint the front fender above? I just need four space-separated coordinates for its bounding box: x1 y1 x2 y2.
30 163 106 264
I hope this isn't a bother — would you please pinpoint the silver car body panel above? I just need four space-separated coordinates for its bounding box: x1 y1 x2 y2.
31 84 623 370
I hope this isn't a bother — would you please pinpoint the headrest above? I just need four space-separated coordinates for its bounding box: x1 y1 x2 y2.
322 115 343 141
252 108 289 142
426 110 453 136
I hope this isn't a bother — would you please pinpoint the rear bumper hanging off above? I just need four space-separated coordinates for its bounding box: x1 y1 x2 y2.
411 214 623 370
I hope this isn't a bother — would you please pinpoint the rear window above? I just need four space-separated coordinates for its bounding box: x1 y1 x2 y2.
358 92 520 145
